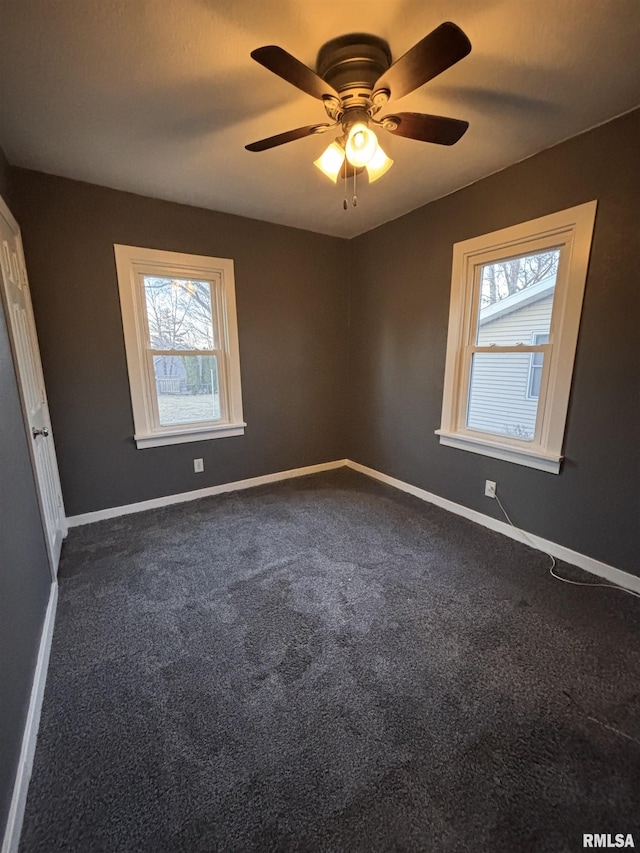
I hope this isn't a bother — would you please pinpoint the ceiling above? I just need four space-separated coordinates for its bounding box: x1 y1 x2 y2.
1 1 639 239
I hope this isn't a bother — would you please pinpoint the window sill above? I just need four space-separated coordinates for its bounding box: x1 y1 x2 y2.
435 429 562 474
134 422 246 449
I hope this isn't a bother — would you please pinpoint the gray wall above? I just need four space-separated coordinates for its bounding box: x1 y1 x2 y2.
10 171 349 516
0 146 10 200
348 108 640 576
0 150 51 834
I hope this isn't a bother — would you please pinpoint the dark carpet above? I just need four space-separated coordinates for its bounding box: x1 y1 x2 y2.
20 468 640 852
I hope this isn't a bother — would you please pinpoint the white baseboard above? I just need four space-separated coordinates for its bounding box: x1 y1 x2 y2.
65 456 638 595
2 582 58 853
67 459 349 527
345 460 640 596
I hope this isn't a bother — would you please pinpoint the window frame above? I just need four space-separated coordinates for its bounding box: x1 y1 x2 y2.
436 201 597 474
114 244 245 449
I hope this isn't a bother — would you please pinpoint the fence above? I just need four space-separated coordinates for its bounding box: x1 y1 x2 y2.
156 377 213 396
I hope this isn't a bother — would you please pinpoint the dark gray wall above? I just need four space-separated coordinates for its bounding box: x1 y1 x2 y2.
10 171 349 516
0 152 51 835
0 146 10 200
348 108 640 575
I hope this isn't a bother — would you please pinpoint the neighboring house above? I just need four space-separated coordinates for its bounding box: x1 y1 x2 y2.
467 276 555 439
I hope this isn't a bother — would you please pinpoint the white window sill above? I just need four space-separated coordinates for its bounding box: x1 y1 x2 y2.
435 429 562 474
135 422 246 449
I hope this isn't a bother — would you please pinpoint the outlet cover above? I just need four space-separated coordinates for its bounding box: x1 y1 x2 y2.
485 480 496 498
194 458 204 473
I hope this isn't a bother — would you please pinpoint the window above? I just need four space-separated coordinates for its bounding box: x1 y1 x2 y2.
437 201 597 473
527 332 549 399
114 245 245 448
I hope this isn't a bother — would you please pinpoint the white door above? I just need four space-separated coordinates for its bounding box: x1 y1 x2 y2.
0 196 66 575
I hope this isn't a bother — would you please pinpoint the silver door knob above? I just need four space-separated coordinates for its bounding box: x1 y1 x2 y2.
32 427 49 438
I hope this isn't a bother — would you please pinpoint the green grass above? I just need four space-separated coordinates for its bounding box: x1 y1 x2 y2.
157 393 221 426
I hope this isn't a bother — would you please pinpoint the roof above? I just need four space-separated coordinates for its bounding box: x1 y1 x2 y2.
479 275 555 325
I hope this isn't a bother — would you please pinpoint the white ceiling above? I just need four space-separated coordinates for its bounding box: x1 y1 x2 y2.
1 1 639 238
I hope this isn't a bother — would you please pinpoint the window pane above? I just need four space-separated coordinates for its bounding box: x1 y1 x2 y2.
143 276 215 350
528 361 543 399
527 333 549 398
154 355 220 425
466 352 545 441
476 249 560 345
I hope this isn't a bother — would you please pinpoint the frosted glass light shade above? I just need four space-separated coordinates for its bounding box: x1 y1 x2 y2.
314 141 345 182
345 122 378 167
365 144 393 182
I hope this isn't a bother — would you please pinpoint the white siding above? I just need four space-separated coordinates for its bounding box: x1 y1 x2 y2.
467 294 554 438
476 294 554 346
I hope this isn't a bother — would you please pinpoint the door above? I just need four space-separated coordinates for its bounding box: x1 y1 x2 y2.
0 196 66 575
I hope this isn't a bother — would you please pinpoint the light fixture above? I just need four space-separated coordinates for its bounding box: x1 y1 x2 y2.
315 127 393 187
246 26 472 198
364 143 393 182
313 140 345 183
345 122 378 168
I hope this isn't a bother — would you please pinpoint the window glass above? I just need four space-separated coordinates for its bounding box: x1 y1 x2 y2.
153 355 220 426
528 333 549 399
143 276 215 350
475 249 559 346
466 352 543 440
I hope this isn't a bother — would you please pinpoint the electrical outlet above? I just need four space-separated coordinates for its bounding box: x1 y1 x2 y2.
485 480 496 498
193 458 204 473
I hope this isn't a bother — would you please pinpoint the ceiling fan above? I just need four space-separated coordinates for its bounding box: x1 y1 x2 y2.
245 23 472 187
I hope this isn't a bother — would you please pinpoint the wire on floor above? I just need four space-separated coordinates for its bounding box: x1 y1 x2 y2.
564 690 640 747
493 492 640 599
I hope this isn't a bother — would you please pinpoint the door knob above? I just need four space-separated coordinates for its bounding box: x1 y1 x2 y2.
32 427 49 438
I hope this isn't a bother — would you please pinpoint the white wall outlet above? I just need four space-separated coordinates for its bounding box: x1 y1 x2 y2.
485 480 497 498
193 458 204 473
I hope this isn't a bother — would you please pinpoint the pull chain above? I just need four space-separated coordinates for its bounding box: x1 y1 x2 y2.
342 163 358 210
343 162 348 210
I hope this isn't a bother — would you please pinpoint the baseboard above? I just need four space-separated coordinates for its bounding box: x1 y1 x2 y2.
1 582 58 853
67 459 349 527
65 456 638 595
345 460 640 595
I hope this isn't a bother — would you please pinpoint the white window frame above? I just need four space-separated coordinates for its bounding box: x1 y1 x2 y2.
436 201 597 474
114 244 245 449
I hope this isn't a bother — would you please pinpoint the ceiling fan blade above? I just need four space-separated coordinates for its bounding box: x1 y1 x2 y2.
245 124 332 152
251 46 340 101
373 23 471 101
382 112 469 145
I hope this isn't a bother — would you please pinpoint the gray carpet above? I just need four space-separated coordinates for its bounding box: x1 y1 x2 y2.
20 468 640 852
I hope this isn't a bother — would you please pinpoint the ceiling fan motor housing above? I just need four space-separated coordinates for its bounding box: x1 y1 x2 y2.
317 33 391 110
246 23 471 155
